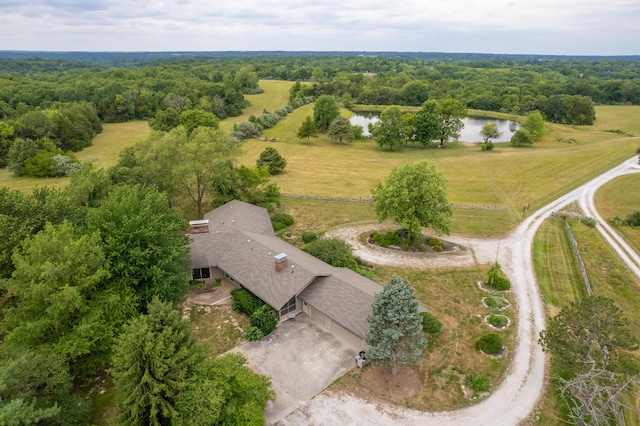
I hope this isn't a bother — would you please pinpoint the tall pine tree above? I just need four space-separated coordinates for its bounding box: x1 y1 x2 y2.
366 276 427 375
111 297 202 426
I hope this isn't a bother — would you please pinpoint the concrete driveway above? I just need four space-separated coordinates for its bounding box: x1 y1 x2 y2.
238 314 357 424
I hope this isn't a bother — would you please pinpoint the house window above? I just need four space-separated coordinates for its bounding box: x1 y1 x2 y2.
192 267 211 280
280 296 296 316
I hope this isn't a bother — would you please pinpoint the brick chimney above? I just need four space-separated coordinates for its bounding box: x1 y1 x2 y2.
274 253 288 273
189 219 209 234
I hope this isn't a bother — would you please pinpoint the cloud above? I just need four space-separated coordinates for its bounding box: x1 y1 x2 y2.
0 0 638 54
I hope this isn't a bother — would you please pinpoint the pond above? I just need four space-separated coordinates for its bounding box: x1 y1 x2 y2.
350 112 520 142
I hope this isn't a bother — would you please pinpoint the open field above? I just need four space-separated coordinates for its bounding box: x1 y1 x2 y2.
219 80 293 132
532 214 640 425
0 120 151 193
239 106 636 234
594 173 640 253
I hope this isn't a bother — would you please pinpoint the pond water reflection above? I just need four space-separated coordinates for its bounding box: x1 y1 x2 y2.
350 112 520 142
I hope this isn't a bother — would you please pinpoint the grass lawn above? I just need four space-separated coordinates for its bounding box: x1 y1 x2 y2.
239 104 637 235
531 214 640 425
332 265 515 411
0 120 150 193
594 173 640 253
219 80 294 132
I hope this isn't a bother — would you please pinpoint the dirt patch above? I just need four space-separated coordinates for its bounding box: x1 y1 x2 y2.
358 365 422 403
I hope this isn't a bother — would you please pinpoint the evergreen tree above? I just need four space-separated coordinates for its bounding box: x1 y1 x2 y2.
111 298 202 426
327 116 354 145
297 115 319 144
256 146 287 174
366 276 427 376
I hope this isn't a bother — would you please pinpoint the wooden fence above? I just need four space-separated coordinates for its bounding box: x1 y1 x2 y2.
281 193 507 211
563 216 593 295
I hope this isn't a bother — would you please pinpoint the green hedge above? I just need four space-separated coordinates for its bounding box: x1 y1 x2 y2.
421 312 443 334
477 333 503 355
231 288 266 315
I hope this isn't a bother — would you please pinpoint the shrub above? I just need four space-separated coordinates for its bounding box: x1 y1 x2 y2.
464 372 492 393
483 296 506 308
580 217 597 228
371 230 401 247
271 212 294 228
302 232 319 244
477 333 503 355
426 237 444 252
245 326 263 341
23 150 57 177
51 154 79 177
487 314 509 328
485 262 511 291
231 288 266 315
250 305 278 336
421 312 443 334
303 238 357 269
480 140 494 151
624 210 640 227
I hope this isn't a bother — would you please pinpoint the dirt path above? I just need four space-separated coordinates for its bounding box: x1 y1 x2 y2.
277 156 640 426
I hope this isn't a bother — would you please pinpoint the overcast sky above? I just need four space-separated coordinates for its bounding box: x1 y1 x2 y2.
0 0 638 55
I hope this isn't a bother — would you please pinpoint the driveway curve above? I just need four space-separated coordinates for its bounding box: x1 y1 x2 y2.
278 156 640 426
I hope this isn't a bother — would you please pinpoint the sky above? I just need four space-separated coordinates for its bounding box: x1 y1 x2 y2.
0 0 638 55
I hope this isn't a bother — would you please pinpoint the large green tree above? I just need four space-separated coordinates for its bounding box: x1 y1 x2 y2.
371 161 453 240
328 116 354 145
437 98 466 146
414 100 442 147
86 185 191 310
313 95 340 132
0 346 86 425
521 110 545 138
539 296 638 374
175 353 274 426
111 298 202 426
1 222 134 376
370 106 407 151
178 109 219 135
366 276 427 376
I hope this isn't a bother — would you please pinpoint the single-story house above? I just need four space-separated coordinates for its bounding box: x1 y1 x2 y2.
189 200 386 349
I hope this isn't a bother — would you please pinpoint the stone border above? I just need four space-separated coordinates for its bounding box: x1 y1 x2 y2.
484 314 511 330
481 296 511 310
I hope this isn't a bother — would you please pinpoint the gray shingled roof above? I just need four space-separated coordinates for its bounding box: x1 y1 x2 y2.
299 268 381 338
203 199 275 236
189 200 391 338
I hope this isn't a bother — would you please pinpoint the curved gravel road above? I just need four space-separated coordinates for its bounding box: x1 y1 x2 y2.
278 156 640 426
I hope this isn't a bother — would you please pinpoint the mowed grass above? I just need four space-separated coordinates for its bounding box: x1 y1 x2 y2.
595 173 640 253
240 104 636 234
332 266 515 411
532 216 640 425
0 121 150 193
533 216 585 315
219 80 294 132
